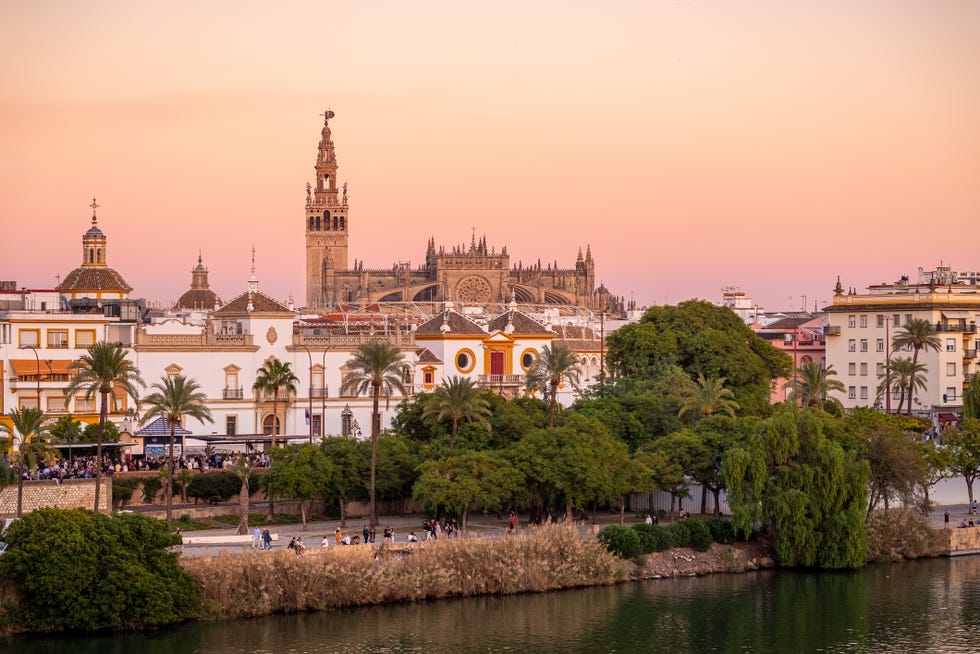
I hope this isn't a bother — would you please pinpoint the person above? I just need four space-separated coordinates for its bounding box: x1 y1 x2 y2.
959 520 968 529
335 527 342 546
321 535 330 548
973 499 977 516
262 528 272 550
944 510 951 529
287 536 297 550
407 531 418 542
645 514 653 525
294 536 306 555
362 525 370 544
252 526 262 549
340 534 352 546
383 526 393 544
508 511 517 534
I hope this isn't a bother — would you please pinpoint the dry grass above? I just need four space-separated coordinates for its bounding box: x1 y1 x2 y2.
865 509 944 562
181 524 625 618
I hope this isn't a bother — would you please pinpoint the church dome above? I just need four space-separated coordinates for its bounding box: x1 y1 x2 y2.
176 254 219 309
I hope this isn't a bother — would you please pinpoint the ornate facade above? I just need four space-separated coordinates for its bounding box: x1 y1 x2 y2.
304 112 623 315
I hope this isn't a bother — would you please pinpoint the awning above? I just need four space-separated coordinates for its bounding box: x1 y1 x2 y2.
942 311 973 320
9 359 77 378
938 413 960 423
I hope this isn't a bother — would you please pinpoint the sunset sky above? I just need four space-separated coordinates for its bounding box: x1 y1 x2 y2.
2 1 977 312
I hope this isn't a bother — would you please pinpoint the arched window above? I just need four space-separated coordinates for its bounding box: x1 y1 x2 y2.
96 248 103 263
333 216 339 230
315 216 320 230
262 415 280 435
309 216 315 230
340 216 345 230
323 210 331 230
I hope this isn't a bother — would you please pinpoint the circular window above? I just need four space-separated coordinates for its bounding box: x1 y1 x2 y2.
455 348 476 373
520 348 538 372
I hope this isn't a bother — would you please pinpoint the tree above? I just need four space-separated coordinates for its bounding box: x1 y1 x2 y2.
865 426 929 515
265 444 334 529
606 300 792 417
528 342 582 427
341 340 407 527
785 362 845 408
231 455 254 535
891 318 941 414
320 435 370 527
678 374 740 419
877 357 927 415
413 450 523 530
638 430 706 516
140 375 213 524
723 405 870 568
252 357 299 448
962 379 980 420
63 342 145 513
1 407 57 518
942 419 980 508
422 377 492 450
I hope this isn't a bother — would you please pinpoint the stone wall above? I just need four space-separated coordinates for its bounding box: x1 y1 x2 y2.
940 526 980 555
0 479 110 517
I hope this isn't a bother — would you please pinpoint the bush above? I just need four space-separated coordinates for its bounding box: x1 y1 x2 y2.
112 478 140 505
0 508 199 632
187 471 244 503
598 525 642 559
141 476 163 504
632 523 676 553
705 517 736 544
668 519 713 552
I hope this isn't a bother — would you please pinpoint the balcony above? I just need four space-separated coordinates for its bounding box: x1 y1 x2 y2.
293 333 415 348
936 322 977 334
964 348 977 359
477 374 525 387
966 373 976 385
824 326 841 336
311 387 328 399
223 387 244 400
259 389 294 401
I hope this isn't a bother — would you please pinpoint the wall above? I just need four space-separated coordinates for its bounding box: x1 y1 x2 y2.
0 479 109 516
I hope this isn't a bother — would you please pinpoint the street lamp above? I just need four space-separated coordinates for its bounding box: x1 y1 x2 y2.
299 343 330 443
298 344 315 444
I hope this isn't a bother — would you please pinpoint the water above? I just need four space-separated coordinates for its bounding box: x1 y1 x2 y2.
4 557 980 653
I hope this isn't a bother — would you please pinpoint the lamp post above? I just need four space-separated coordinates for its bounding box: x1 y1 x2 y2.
885 318 891 414
299 343 329 443
299 344 315 444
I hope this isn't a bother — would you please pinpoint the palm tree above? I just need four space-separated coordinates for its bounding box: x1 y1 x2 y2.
878 357 927 414
785 362 845 407
340 340 407 527
1 407 57 518
423 376 492 450
678 374 740 419
529 342 582 427
892 318 941 414
141 375 213 524
64 342 145 513
252 358 299 448
232 454 254 535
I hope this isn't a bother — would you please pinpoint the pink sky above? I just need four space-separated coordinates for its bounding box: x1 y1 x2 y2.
2 1 978 312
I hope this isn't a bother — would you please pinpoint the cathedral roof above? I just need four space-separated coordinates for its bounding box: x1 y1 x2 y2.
56 266 132 293
416 348 443 364
414 310 486 336
487 309 550 334
214 291 293 316
176 288 219 310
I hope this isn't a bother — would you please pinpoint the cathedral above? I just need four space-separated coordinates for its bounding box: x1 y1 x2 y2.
304 112 623 315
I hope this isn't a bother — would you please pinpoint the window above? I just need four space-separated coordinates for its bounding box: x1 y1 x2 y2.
424 370 433 385
876 339 884 352
947 338 957 352
860 386 868 400
876 363 885 377
860 339 868 352
312 414 322 437
848 386 856 400
946 387 957 402
860 315 868 328
47 330 68 349
876 315 885 328
226 415 237 436
905 314 912 325
19 397 40 410
75 397 95 412
165 364 182 381
848 315 856 328
455 349 476 373
18 329 40 348
892 314 900 327
948 362 957 376
75 330 96 347
848 339 856 352
860 363 868 376
341 405 353 437
46 396 66 414
848 363 856 376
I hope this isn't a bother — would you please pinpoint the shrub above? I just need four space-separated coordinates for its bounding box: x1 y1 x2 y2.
705 517 736 544
0 508 199 632
632 523 675 553
112 478 140 505
668 519 713 552
598 525 642 559
141 476 163 504
187 471 257 503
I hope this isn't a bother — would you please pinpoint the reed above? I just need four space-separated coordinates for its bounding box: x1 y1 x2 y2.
181 524 625 619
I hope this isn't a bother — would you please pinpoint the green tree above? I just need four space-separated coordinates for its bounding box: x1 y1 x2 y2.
606 300 792 417
962 379 980 420
140 375 213 524
413 450 523 530
374 433 422 513
891 318 941 414
64 341 145 513
877 357 927 414
422 377 492 451
1 407 57 518
252 357 299 448
678 374 740 419
723 405 870 568
48 414 84 452
638 430 706 516
942 419 980 507
231 455 254 535
341 340 407 527
785 362 845 408
265 444 334 529
528 342 582 427
865 426 929 515
320 435 370 527
0 508 197 631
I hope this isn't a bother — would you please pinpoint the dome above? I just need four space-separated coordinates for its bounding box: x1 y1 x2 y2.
176 288 218 310
85 225 105 238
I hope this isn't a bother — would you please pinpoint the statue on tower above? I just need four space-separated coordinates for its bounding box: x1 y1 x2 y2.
342 182 348 204
306 182 312 203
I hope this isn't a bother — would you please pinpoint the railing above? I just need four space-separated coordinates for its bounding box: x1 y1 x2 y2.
964 348 977 359
223 387 244 400
259 389 294 401
311 387 328 398
9 377 71 389
293 333 415 348
477 374 525 386
338 384 414 398
136 332 255 347
824 326 841 336
936 323 978 334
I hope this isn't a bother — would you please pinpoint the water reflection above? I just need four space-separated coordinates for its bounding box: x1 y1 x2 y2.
4 557 980 653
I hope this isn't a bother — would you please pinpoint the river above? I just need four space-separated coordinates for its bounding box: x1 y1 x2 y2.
3 556 980 653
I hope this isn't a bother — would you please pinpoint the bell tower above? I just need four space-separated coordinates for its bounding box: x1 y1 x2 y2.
305 110 350 309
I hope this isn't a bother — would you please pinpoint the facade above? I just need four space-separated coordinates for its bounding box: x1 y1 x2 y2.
304 112 622 315
824 266 979 415
752 314 827 403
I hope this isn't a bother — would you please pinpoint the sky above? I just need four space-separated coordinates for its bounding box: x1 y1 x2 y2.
1 1 978 312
